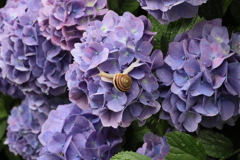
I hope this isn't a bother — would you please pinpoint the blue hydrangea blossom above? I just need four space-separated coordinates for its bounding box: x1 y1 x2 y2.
5 94 66 160
66 11 164 128
136 132 170 160
158 19 240 132
38 103 125 160
0 0 72 96
38 0 108 50
137 0 208 24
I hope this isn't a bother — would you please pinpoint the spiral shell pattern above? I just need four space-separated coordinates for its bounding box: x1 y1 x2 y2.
113 73 132 92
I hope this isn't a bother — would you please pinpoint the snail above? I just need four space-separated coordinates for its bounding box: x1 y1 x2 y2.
92 59 140 92
113 73 132 92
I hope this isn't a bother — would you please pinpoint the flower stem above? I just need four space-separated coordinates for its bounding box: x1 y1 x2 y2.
219 148 240 160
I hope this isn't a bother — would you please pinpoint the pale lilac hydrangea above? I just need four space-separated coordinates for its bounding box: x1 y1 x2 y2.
38 103 125 160
5 94 67 160
38 0 108 50
66 10 163 128
136 132 170 160
158 19 240 132
0 0 72 96
230 32 240 55
137 0 208 24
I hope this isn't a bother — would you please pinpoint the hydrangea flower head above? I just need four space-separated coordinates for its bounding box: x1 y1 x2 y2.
137 0 208 24
5 94 66 160
158 19 240 132
66 11 163 128
230 32 240 55
0 0 72 96
38 103 125 160
0 63 25 98
38 0 108 50
136 132 170 160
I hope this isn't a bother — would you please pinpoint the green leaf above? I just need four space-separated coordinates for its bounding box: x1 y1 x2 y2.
199 0 223 20
0 120 7 140
110 151 152 160
148 14 168 51
230 0 240 25
145 113 170 137
0 99 7 119
165 131 206 160
122 120 150 151
197 130 233 159
107 0 120 14
223 0 233 14
4 145 21 160
149 15 204 53
0 137 6 152
119 0 139 15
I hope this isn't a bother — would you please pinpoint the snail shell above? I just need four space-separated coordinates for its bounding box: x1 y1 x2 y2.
113 73 132 92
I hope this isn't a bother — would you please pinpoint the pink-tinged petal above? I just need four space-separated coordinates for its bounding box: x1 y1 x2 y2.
69 87 90 110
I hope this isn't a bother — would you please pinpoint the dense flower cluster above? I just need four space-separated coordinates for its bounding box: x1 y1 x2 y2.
66 10 163 128
0 58 25 98
5 95 66 160
158 19 240 132
0 0 72 96
230 32 240 55
38 103 125 160
136 132 170 160
0 76 25 98
38 0 108 51
137 0 208 24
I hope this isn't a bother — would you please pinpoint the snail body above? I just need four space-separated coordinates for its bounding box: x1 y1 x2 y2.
93 59 140 92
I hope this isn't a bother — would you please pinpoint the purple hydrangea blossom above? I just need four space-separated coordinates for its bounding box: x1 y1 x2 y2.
230 32 240 55
5 94 67 160
38 0 108 51
66 11 163 128
0 0 72 96
0 59 25 98
158 19 240 132
38 103 125 160
0 76 25 98
137 0 208 25
136 132 170 160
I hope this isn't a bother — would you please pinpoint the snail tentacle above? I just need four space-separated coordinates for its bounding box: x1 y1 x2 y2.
91 59 140 92
123 59 140 74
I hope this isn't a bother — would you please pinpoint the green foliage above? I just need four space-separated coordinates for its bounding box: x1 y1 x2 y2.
149 15 204 53
223 0 233 14
4 146 21 160
148 15 168 52
199 0 224 19
107 0 139 15
197 130 233 159
119 0 139 15
145 113 170 137
0 99 7 119
230 0 240 25
110 151 152 160
0 120 7 140
122 120 150 151
165 131 206 160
